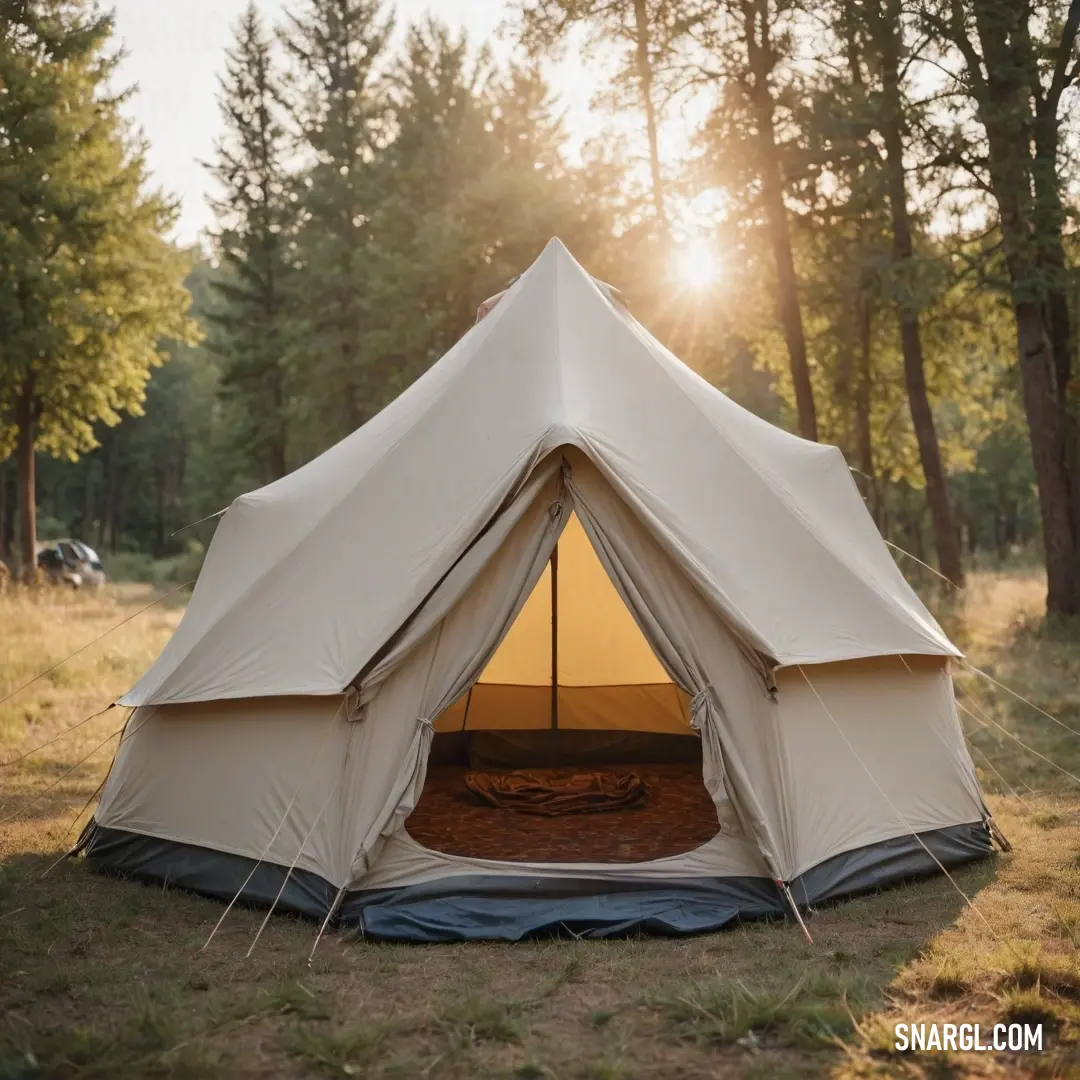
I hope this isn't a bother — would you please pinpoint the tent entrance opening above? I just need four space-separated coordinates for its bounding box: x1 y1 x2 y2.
405 512 720 863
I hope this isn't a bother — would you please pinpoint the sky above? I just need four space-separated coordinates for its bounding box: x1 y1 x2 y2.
109 1 531 245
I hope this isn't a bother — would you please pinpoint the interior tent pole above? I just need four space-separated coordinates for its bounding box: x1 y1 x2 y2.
550 539 559 759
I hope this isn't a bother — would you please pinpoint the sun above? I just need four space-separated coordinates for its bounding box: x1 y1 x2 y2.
674 240 720 290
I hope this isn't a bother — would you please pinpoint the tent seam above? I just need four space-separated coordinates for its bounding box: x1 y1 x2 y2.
553 242 566 426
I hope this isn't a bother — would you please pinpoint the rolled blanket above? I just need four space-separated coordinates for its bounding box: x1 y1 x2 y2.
464 769 647 816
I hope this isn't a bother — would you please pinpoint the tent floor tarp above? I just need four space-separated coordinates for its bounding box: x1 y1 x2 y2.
82 821 993 942
406 763 719 863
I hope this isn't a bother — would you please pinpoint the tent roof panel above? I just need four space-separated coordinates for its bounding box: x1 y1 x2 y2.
121 239 958 708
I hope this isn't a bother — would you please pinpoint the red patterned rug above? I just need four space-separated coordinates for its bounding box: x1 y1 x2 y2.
405 763 719 863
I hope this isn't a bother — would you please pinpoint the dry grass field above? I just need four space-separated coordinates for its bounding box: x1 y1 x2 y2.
1 572 1079 1079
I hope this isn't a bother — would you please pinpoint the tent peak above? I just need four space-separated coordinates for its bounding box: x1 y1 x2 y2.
538 237 585 275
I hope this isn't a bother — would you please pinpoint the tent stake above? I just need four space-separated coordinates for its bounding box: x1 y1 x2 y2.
778 880 814 945
987 818 1012 853
309 885 348 965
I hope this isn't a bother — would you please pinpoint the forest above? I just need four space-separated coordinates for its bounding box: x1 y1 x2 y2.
0 0 1078 615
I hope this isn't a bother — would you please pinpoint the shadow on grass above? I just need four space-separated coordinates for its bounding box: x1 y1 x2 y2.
0 764 116 829
0 846 1004 1080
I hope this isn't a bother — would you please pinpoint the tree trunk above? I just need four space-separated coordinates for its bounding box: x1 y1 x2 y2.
0 461 8 562
153 459 166 557
631 0 668 230
897 312 964 585
836 336 855 459
991 180 1078 612
110 480 122 554
741 1 816 441
99 429 116 552
81 462 95 542
876 4 964 586
262 232 288 480
15 381 37 581
1031 110 1080 559
855 283 878 522
907 501 925 563
176 437 187 507
1014 299 1080 610
967 0 1080 613
750 100 817 440
1004 502 1018 550
846 0 876 518
269 366 287 480
109 427 125 553
1030 0 1079 403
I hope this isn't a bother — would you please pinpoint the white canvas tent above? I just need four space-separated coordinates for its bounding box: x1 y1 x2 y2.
83 239 995 941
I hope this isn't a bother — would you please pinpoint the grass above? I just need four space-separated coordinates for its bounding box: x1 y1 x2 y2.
1 572 1079 1078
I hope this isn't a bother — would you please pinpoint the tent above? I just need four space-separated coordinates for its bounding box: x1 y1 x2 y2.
82 238 996 942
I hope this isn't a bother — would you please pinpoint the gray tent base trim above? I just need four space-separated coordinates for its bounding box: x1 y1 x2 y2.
82 822 340 918
83 821 992 942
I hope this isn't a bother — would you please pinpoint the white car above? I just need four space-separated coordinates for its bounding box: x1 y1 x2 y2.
36 539 107 589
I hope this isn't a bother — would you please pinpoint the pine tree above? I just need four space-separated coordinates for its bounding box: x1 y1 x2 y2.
485 61 615 266
207 2 296 483
360 22 610 402
0 0 196 578
360 21 499 394
279 0 393 446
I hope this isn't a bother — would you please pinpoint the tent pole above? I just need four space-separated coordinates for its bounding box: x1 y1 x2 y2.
550 541 559 756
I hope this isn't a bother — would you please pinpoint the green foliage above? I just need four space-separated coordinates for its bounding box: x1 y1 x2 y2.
278 0 394 449
267 2 616 457
0 0 197 572
30 262 241 559
7 0 1072 591
0 1 196 458
207 2 297 484
103 540 205 589
353 22 608 412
